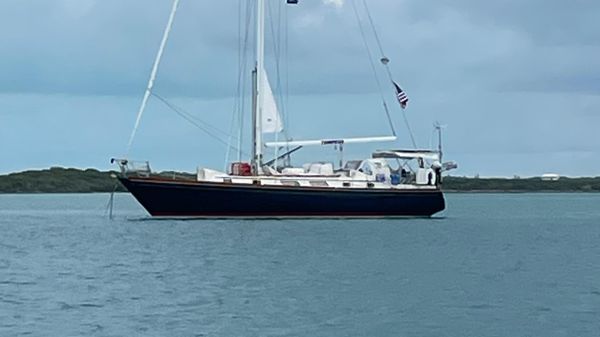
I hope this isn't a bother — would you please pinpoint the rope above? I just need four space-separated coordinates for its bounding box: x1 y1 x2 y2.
105 182 119 220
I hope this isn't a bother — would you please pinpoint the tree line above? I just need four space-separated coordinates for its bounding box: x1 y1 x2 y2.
0 168 598 193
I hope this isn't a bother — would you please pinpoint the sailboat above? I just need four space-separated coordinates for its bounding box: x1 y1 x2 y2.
112 0 455 218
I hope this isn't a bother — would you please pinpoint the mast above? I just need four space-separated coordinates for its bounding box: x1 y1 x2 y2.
252 0 266 175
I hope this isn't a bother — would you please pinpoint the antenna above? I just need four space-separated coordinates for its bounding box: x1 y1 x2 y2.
434 121 447 163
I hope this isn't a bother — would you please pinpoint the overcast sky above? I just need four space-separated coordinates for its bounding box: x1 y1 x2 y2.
0 0 598 177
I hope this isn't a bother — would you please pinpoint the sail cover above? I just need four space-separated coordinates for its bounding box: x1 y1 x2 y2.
260 69 283 134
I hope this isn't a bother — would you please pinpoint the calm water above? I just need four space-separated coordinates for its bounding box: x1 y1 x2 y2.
1 193 599 337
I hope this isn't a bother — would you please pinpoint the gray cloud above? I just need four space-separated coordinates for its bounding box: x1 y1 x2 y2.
0 0 599 175
1 0 598 98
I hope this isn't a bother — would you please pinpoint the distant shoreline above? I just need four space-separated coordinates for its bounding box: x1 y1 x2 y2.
0 167 599 194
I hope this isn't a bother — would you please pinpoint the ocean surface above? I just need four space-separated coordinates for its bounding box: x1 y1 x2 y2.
1 193 599 337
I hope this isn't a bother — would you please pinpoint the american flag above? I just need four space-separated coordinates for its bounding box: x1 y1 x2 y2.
393 82 409 109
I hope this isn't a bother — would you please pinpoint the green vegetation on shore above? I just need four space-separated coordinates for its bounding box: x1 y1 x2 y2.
0 167 598 193
0 167 126 193
443 176 600 192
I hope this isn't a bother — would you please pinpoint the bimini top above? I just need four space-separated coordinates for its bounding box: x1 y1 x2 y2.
372 149 440 161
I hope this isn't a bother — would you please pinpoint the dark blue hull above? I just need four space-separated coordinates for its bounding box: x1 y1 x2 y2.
119 177 445 218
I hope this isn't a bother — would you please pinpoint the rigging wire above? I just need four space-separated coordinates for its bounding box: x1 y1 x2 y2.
152 92 234 139
284 3 290 140
360 0 417 148
126 0 180 157
239 0 254 161
226 0 255 166
349 0 397 138
152 92 248 157
267 0 292 168
224 0 244 170
361 0 387 72
242 1 255 158
272 0 281 169
283 1 292 165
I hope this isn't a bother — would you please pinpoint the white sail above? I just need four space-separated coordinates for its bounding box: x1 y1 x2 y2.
260 69 283 134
